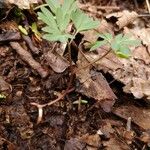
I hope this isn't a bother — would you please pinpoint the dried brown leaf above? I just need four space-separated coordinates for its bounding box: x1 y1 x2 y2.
45 51 69 73
5 0 38 9
103 137 130 150
113 105 150 130
76 51 116 112
106 10 138 29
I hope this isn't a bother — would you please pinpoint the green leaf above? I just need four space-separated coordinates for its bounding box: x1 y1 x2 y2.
73 99 88 104
111 33 141 58
43 33 73 43
56 7 70 32
46 0 60 14
115 47 131 58
40 7 58 29
99 33 113 43
62 0 77 15
90 40 107 51
18 25 28 35
71 9 99 32
42 26 60 34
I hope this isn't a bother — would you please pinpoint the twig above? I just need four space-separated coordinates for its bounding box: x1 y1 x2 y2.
127 117 132 131
31 88 74 123
22 35 40 54
146 0 150 13
10 42 48 78
74 49 111 73
133 0 139 9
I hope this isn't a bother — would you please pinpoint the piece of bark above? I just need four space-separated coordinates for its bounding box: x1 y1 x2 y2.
10 42 48 78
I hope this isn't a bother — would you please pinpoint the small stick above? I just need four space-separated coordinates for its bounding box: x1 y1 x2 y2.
74 49 111 73
31 88 74 123
146 0 150 13
22 35 40 54
127 117 132 131
10 42 48 78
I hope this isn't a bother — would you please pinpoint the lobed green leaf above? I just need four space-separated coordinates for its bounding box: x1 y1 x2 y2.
71 9 99 32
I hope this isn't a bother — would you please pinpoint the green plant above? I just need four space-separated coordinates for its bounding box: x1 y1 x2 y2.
37 0 99 43
30 22 42 40
37 0 140 58
90 33 141 58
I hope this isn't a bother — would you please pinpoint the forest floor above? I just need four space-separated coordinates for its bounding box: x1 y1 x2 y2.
0 0 150 149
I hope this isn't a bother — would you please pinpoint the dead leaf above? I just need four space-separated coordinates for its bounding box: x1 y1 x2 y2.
106 10 138 29
132 46 150 65
64 138 86 150
5 0 38 9
45 51 69 73
129 28 150 46
84 47 123 72
96 19 114 34
91 28 150 100
0 76 12 96
103 137 130 150
81 134 101 150
140 131 150 143
98 120 115 139
76 51 116 112
113 105 150 130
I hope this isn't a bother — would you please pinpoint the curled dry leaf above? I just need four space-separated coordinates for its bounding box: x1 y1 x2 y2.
113 105 150 130
45 51 70 73
76 51 116 112
106 10 138 29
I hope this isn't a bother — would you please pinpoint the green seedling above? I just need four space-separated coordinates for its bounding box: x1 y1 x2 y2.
90 33 141 58
30 22 42 40
18 25 28 35
73 99 88 104
73 98 88 111
37 0 99 43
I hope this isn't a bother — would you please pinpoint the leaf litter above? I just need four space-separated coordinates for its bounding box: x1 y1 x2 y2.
0 0 150 149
